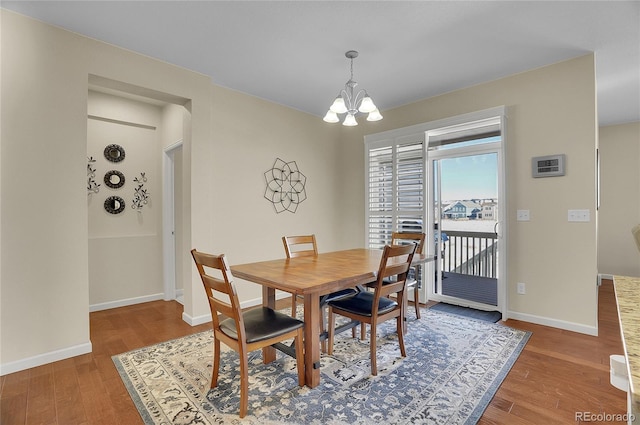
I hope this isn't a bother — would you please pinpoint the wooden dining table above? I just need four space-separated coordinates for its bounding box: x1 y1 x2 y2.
230 248 431 388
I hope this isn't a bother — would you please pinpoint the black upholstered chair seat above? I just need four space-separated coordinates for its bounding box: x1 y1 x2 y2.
220 307 304 343
380 276 417 287
329 291 397 317
322 288 359 304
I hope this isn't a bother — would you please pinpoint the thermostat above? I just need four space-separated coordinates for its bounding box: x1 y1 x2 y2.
532 154 565 178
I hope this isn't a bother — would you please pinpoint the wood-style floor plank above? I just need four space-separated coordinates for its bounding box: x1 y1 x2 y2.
478 279 627 424
0 281 627 424
25 365 57 425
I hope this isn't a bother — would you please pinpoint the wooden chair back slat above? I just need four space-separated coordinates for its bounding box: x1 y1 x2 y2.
191 249 244 334
389 232 426 320
370 243 416 291
391 232 425 255
282 234 318 258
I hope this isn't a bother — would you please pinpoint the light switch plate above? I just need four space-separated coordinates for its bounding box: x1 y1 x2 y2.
516 210 530 221
568 209 590 222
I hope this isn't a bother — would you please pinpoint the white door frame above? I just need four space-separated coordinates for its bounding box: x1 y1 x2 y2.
163 140 182 301
424 108 507 318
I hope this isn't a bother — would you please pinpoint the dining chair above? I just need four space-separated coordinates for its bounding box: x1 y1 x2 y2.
191 249 305 418
360 232 425 339
282 235 358 350
388 232 426 320
327 243 416 376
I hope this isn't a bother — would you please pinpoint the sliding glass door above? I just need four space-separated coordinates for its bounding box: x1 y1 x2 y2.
425 115 505 313
431 151 499 307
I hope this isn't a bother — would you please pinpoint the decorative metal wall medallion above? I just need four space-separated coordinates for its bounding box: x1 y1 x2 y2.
104 196 126 214
104 144 125 163
104 170 125 189
264 158 307 213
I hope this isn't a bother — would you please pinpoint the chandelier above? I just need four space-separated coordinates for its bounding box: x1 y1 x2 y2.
323 50 383 126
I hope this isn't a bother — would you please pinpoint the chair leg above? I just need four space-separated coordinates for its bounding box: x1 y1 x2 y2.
401 294 408 334
327 307 335 355
239 350 249 418
397 315 407 358
291 295 297 318
320 306 327 353
414 285 421 319
370 321 378 376
294 328 305 387
212 338 221 388
360 322 366 340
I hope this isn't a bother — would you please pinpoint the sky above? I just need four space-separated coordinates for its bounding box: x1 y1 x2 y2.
439 152 497 201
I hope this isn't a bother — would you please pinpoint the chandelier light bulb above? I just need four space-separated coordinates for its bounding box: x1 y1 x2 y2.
343 113 358 126
323 110 339 123
366 108 383 122
329 96 348 114
358 94 377 113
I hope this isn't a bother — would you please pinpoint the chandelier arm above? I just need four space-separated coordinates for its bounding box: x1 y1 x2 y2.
341 87 357 114
353 89 366 110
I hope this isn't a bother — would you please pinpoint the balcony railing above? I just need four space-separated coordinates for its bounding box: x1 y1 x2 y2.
440 230 498 278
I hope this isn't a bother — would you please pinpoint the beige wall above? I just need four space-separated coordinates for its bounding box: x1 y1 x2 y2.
0 10 340 373
337 55 599 334
1 10 212 373
2 9 631 374
598 122 640 277
87 91 163 308
203 84 342 312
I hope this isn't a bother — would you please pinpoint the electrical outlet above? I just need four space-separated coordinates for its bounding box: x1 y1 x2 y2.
517 282 526 294
516 210 530 221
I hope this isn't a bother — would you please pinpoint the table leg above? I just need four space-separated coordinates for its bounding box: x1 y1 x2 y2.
303 293 321 388
262 286 276 364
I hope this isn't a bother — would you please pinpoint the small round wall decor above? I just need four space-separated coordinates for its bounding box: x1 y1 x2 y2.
104 170 125 189
104 144 125 163
264 158 307 213
104 196 126 214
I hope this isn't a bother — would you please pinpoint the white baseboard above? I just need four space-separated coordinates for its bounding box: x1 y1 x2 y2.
2 293 291 375
598 273 615 285
89 293 165 312
506 310 598 336
182 311 212 326
0 341 92 376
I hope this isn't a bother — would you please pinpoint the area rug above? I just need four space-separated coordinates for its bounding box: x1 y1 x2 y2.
113 308 530 424
429 303 503 323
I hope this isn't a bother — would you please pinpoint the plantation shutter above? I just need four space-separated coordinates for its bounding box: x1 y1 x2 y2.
365 136 425 249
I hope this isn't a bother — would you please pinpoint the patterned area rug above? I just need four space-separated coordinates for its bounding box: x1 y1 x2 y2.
428 303 503 323
113 308 530 424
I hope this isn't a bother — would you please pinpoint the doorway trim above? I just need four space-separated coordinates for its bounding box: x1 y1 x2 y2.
424 107 507 319
163 140 183 301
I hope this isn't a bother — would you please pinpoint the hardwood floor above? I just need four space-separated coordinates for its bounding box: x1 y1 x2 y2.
1 281 627 424
479 280 627 424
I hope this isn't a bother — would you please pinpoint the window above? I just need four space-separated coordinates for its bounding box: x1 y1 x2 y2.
365 137 425 249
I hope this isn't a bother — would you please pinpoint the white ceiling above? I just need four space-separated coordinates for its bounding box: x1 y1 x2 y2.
3 1 639 126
